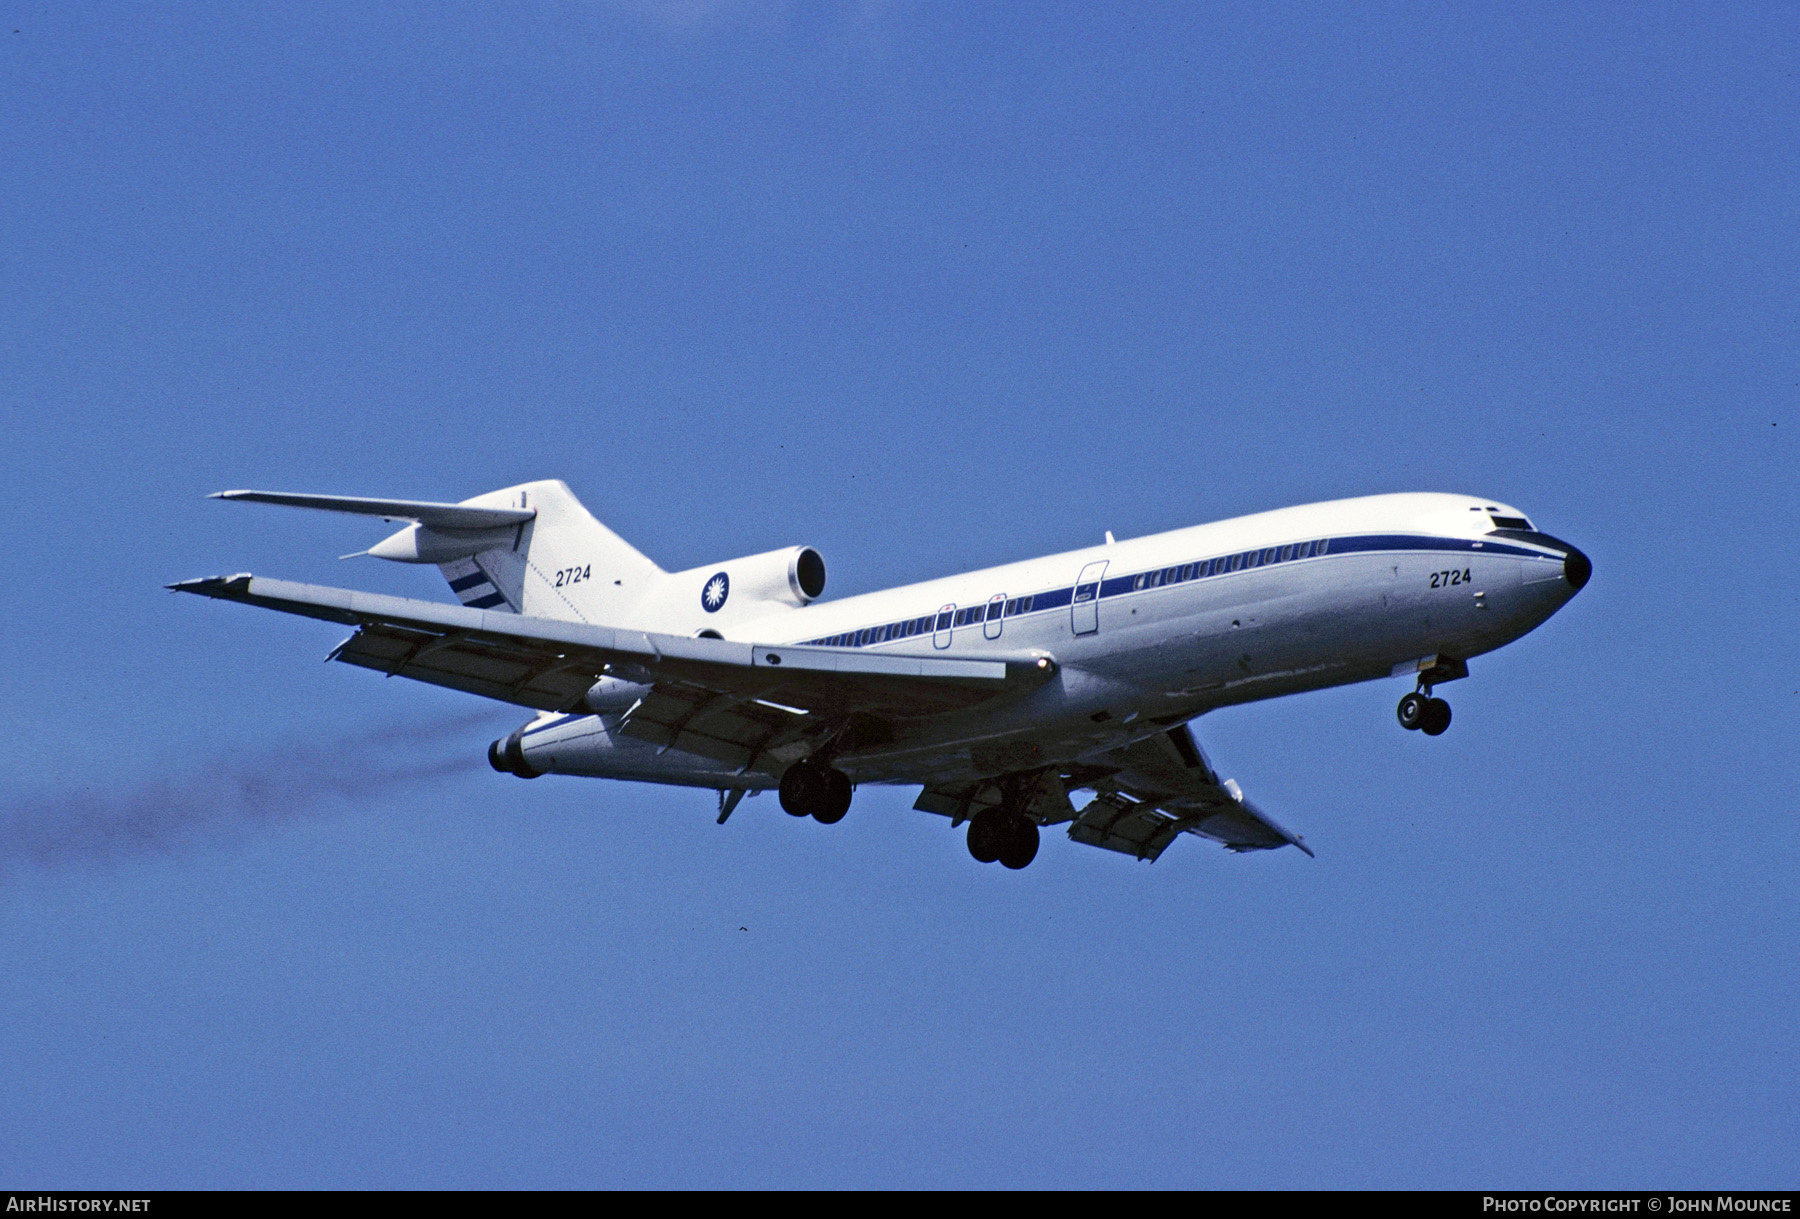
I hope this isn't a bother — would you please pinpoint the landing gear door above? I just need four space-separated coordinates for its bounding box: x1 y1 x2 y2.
1072 561 1107 636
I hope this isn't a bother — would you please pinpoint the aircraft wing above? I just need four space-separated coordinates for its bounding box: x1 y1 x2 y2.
912 723 1311 861
1062 725 1311 860
169 575 1053 758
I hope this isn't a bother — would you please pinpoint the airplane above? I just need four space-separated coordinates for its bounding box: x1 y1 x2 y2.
172 481 1590 870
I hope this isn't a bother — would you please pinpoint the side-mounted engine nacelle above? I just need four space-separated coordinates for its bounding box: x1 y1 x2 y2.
648 544 826 632
707 544 826 609
489 677 655 777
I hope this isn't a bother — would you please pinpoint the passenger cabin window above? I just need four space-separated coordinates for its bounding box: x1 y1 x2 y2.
793 531 1365 649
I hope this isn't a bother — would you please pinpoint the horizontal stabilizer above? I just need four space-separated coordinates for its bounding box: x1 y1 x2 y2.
211 490 536 531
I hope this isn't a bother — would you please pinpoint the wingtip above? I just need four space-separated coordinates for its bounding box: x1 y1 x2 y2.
166 573 254 596
1294 837 1315 858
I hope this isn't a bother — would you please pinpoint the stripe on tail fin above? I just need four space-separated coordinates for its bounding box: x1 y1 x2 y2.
439 558 514 611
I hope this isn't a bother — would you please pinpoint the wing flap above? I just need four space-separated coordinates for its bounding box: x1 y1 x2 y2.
1064 724 1311 858
616 683 803 767
1068 795 1196 860
913 771 1077 825
330 624 598 711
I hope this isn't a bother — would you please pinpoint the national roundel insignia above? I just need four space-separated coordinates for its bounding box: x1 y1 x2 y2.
702 571 730 613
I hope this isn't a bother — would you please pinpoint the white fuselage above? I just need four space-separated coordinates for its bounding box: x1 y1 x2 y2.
516 492 1586 789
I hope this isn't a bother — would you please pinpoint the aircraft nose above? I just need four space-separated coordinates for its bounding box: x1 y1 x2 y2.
1562 543 1592 592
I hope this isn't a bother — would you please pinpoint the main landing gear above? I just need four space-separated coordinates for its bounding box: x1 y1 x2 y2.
966 805 1040 870
1397 690 1452 736
778 760 853 824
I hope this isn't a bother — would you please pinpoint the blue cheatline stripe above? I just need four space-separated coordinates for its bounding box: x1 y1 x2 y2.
1326 533 1545 559
466 592 509 609
449 571 491 592
788 533 1557 648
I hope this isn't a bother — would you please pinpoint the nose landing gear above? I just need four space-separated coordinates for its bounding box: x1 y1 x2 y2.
1397 690 1452 736
1394 655 1465 736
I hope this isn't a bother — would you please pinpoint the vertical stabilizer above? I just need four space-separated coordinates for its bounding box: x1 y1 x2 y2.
428 480 662 624
214 481 663 626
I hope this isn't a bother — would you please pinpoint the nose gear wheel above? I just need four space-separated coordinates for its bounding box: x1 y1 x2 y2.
1397 691 1452 735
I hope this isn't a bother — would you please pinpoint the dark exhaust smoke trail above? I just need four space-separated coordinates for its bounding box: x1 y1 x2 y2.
0 710 518 875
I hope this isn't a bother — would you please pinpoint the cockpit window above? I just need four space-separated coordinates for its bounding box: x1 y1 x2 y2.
1489 514 1533 531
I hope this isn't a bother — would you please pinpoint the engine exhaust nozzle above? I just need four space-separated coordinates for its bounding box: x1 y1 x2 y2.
488 727 542 779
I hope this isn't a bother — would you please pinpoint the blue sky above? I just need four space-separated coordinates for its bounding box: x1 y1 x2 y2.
1 1 1794 1188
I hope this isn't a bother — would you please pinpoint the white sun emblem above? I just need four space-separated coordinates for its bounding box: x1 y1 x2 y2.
702 571 729 613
